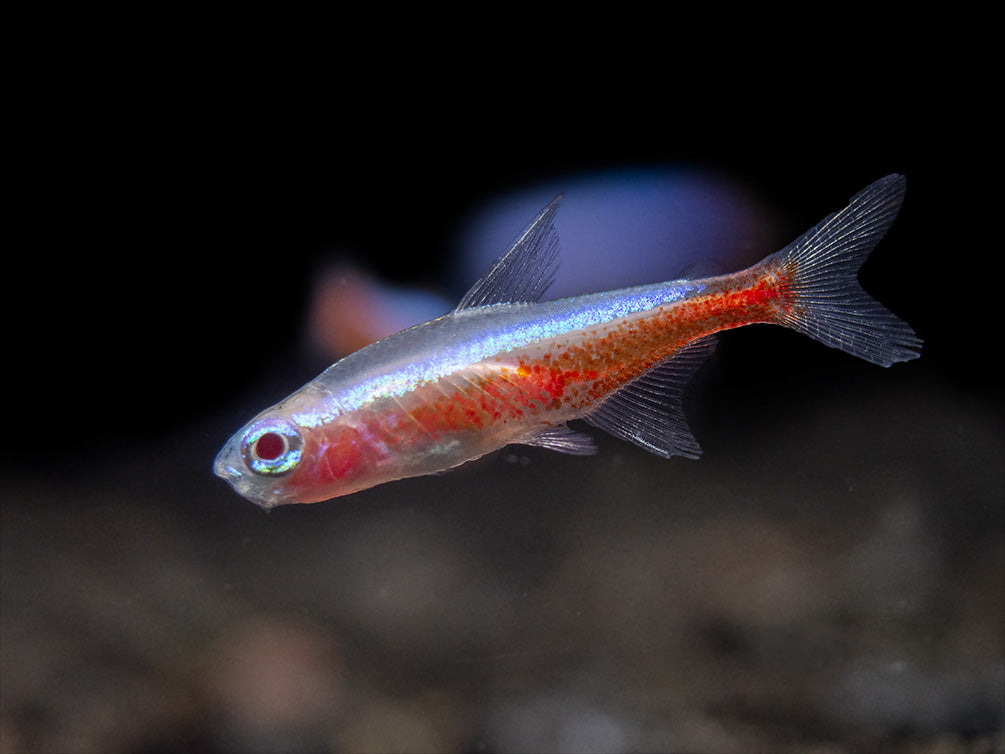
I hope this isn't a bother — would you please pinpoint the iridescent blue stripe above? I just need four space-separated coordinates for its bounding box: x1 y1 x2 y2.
296 279 705 424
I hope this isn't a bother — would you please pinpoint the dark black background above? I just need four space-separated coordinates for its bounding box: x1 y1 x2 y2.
12 48 991 475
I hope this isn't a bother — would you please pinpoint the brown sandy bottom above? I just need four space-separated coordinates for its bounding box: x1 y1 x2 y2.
2 380 1002 753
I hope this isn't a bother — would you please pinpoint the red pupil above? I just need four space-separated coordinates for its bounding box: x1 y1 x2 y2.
255 432 285 460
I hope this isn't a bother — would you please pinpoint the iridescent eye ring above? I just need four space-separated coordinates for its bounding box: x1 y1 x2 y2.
240 419 303 476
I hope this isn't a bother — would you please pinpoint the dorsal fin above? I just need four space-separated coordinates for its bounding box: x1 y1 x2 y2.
454 195 563 311
584 335 716 459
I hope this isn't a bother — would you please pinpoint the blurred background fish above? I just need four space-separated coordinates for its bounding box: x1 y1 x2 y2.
308 168 776 359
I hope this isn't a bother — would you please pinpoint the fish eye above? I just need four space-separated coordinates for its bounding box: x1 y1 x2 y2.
240 418 303 476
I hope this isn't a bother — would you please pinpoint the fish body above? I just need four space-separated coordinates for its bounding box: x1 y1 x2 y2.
214 175 920 508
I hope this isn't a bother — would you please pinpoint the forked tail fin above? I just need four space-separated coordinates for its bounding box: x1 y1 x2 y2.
766 174 922 367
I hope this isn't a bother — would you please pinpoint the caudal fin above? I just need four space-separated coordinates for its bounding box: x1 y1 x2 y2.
767 174 922 367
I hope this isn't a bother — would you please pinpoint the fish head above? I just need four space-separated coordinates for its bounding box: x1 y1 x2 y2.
214 397 386 507
214 412 307 509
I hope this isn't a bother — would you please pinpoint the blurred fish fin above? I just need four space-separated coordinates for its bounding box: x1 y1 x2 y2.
455 195 564 310
673 262 700 279
518 424 598 455
585 335 716 459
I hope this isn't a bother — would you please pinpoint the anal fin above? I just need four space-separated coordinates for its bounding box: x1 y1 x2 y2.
584 335 716 459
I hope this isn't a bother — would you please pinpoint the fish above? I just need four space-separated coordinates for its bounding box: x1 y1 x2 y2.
214 175 921 508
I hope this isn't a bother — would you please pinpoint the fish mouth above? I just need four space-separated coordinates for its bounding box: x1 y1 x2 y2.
213 444 283 509
213 440 241 482
213 450 240 485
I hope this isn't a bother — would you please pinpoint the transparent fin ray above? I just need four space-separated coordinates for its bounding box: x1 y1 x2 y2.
455 195 563 310
766 174 922 367
517 424 598 455
585 335 716 459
